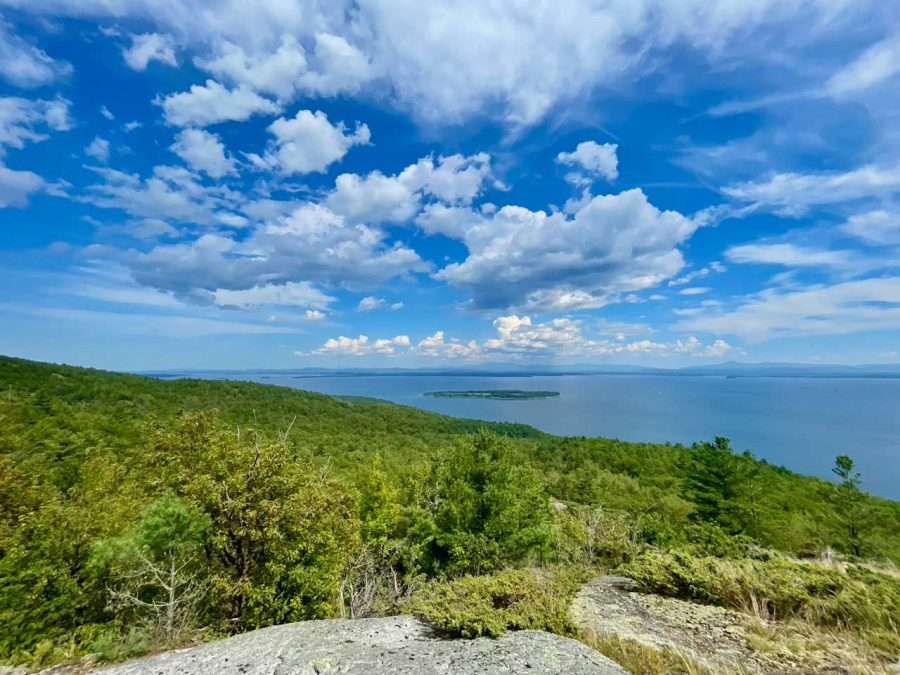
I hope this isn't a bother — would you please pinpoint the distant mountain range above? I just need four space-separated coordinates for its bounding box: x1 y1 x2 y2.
144 361 900 379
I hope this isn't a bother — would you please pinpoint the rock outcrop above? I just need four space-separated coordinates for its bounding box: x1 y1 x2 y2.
96 616 628 675
571 575 895 675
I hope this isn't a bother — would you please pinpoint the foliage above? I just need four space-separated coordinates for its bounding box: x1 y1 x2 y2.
90 495 209 644
146 414 359 632
411 567 590 638
2 355 900 665
418 432 553 576
831 455 871 557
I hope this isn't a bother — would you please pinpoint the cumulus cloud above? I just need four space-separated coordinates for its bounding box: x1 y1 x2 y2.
676 277 900 341
416 330 482 359
304 309 326 321
123 32 177 71
325 153 493 225
557 141 618 183
170 128 236 179
246 109 370 175
85 136 110 163
430 189 698 311
124 202 428 299
314 333 411 356
197 32 372 101
159 80 280 127
357 296 384 311
415 316 732 361
0 20 71 88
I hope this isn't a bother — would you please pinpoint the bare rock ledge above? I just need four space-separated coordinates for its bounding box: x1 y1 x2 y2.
95 616 628 675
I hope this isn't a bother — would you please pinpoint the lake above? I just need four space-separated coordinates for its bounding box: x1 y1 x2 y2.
165 372 900 500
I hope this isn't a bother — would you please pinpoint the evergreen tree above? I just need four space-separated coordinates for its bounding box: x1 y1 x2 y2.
832 454 868 557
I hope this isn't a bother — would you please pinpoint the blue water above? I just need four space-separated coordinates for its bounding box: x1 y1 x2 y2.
176 372 900 500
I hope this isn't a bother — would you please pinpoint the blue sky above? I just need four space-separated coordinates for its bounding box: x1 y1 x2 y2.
1 2 900 370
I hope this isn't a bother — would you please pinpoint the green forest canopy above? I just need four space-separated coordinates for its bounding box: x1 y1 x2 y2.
2 355 899 663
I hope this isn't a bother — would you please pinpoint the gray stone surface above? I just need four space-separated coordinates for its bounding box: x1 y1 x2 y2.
96 616 628 675
570 575 897 675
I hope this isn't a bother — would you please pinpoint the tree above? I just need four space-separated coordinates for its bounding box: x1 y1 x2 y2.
422 431 551 576
832 454 868 557
91 495 209 645
683 437 743 530
146 414 358 632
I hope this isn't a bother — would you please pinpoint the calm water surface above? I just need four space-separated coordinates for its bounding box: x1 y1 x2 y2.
180 372 900 499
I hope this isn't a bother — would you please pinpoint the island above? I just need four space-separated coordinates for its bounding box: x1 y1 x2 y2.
425 389 560 400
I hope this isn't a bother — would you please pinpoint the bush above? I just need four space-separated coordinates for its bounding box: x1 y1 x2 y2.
411 567 591 638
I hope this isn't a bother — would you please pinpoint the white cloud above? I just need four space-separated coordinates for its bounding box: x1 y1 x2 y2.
324 153 493 225
7 0 866 130
416 330 482 359
83 164 239 225
85 136 110 163
416 316 732 361
678 287 710 296
0 96 71 149
0 162 45 207
725 243 853 268
0 20 71 88
159 80 280 127
100 105 114 120
196 32 371 101
668 262 726 287
827 33 900 97
247 109 370 175
841 210 900 246
170 128 236 179
557 141 618 183
196 35 308 101
124 120 142 132
123 32 177 71
676 277 900 341
304 309 326 321
326 170 418 224
357 295 384 311
314 333 411 356
398 153 493 204
722 164 900 217
431 189 698 311
213 281 334 309
125 202 428 299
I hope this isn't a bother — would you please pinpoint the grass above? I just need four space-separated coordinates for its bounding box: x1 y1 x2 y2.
618 549 900 655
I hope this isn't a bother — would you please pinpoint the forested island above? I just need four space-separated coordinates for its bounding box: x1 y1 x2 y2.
425 389 560 399
1 355 899 673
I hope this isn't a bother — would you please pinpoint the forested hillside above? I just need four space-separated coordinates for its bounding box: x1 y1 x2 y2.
2 355 899 669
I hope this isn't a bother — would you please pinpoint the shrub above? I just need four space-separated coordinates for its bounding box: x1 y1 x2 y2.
411 567 591 638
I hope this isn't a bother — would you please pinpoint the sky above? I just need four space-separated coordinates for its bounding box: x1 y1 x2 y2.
1 1 900 371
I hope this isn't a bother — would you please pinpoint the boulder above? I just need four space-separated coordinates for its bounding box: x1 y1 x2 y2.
96 616 628 675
